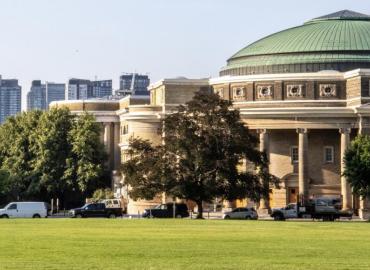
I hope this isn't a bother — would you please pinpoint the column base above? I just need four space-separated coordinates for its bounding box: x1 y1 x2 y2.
359 208 370 220
257 208 271 217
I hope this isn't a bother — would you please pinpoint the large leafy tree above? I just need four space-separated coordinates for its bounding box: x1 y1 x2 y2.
0 111 43 199
122 138 176 200
343 135 370 199
122 91 278 218
64 113 107 195
0 170 11 205
0 108 108 207
32 108 74 200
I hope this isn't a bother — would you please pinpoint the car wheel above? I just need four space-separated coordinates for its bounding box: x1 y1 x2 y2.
108 213 116 219
0 214 9 219
32 214 41 218
224 215 230 219
274 215 284 221
245 216 251 220
175 214 182 218
76 214 83 218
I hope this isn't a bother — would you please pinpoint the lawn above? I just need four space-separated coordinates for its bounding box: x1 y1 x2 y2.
0 219 369 270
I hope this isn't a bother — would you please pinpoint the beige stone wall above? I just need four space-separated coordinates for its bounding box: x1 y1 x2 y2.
151 86 165 106
346 76 361 100
52 101 119 111
265 129 343 207
119 97 149 110
164 84 209 105
307 130 340 187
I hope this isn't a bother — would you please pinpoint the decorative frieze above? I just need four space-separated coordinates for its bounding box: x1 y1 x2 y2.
256 85 273 99
319 84 337 97
232 86 245 100
214 88 224 98
287 84 304 97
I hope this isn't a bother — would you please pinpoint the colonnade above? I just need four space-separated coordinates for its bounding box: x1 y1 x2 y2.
257 127 352 211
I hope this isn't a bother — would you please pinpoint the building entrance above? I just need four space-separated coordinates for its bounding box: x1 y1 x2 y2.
288 188 298 204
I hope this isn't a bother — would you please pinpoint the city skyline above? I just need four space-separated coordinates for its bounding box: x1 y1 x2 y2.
1 0 369 110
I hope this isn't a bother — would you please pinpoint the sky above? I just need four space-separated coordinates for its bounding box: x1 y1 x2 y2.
0 0 369 110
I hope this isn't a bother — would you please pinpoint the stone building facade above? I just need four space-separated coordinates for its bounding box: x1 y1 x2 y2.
51 10 370 218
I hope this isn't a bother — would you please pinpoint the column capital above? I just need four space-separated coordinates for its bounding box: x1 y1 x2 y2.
296 128 308 134
257 128 267 134
339 127 351 134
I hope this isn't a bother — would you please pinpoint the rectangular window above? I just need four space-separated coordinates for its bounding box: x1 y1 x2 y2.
291 146 298 163
324 146 334 163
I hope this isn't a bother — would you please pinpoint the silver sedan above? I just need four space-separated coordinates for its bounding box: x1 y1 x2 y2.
223 207 258 220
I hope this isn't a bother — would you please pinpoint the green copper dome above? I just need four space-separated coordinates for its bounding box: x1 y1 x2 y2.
221 10 370 76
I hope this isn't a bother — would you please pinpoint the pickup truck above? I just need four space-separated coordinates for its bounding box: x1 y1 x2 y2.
142 203 189 218
271 198 353 221
69 203 122 218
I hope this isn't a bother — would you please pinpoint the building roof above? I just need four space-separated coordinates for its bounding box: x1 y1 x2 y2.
221 10 370 76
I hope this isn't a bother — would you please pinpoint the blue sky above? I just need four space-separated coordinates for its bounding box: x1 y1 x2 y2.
0 0 369 109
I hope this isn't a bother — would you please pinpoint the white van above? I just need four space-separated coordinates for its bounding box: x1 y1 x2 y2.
0 202 48 218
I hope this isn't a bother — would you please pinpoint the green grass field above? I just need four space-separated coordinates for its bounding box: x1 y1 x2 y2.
0 219 369 270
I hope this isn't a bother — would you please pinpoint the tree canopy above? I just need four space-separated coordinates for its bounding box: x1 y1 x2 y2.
122 91 278 218
343 135 370 199
0 108 109 207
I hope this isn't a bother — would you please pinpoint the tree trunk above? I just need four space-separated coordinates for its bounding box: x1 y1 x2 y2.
196 200 203 219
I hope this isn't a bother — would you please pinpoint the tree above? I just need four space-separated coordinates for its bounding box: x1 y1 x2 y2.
0 170 10 205
64 112 107 195
122 138 176 200
32 108 74 200
343 135 370 199
122 91 278 218
91 188 114 202
0 108 109 207
0 110 43 200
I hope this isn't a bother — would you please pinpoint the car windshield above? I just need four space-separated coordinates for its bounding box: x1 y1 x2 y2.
6 203 17 210
4 203 12 209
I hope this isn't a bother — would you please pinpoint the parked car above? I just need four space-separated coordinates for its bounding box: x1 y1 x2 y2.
0 202 48 218
142 203 189 218
223 207 258 220
271 198 353 221
69 203 122 218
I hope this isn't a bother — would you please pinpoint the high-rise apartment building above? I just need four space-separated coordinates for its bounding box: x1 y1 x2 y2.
27 80 46 110
116 73 150 96
68 79 91 100
27 81 65 111
46 82 66 107
68 79 112 100
92 80 112 98
0 75 22 124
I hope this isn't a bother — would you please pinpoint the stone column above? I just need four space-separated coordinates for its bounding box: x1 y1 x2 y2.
297 128 309 204
339 128 352 210
359 197 370 220
99 123 105 144
257 129 270 213
103 122 113 170
113 122 121 170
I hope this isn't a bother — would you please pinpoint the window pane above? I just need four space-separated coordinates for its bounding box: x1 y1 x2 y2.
291 147 298 163
324 147 334 163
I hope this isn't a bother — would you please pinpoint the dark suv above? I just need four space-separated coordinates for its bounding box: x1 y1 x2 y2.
70 203 122 218
142 203 189 218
